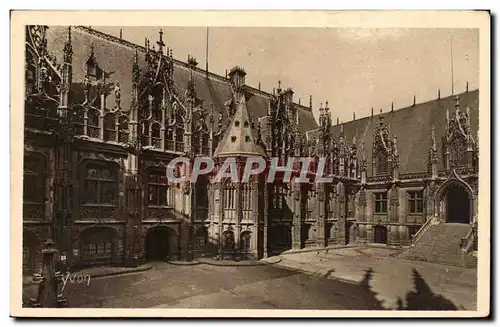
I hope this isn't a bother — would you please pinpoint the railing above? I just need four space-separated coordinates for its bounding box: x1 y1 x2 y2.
411 216 437 245
460 226 477 253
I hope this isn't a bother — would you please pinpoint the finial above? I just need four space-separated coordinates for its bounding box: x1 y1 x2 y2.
431 125 436 150
278 80 281 90
325 100 329 109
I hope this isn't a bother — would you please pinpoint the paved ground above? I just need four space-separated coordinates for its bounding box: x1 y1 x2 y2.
277 247 477 310
22 246 477 310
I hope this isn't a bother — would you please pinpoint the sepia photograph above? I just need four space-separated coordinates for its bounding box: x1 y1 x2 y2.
10 11 490 318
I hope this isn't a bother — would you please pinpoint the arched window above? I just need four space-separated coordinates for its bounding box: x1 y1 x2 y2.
82 162 118 205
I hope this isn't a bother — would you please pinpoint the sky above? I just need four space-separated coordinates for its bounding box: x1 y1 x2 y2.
94 26 479 123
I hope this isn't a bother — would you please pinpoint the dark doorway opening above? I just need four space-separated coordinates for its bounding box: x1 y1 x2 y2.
446 185 470 224
373 225 388 244
145 227 171 261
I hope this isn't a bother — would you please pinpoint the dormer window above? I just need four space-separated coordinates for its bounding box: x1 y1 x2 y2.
243 121 249 128
234 121 240 127
85 44 99 81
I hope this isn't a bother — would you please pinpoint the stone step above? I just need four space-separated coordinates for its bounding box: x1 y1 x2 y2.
399 223 473 267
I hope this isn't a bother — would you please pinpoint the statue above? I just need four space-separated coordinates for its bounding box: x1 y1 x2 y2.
114 83 121 109
83 74 91 101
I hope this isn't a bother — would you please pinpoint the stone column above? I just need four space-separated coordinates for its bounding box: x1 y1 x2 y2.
38 240 60 308
292 183 302 250
315 183 326 248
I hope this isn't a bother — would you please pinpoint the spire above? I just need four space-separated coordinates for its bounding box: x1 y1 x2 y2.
213 94 267 157
63 26 73 63
431 125 437 151
205 27 209 74
132 48 139 84
157 28 165 54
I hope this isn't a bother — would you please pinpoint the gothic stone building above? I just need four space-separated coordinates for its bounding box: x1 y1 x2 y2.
23 26 479 271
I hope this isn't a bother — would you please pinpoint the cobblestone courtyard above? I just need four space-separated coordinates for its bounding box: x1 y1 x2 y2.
23 247 477 310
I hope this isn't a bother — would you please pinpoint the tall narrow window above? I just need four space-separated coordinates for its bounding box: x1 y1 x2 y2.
407 191 424 214
83 162 118 205
376 152 389 175
23 156 44 203
148 169 169 206
374 192 388 214
224 184 236 209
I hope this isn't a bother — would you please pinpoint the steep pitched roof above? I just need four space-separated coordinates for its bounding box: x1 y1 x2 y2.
213 94 267 157
44 26 318 134
326 90 479 175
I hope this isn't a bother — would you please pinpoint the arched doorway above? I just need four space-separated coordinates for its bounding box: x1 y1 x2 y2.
145 226 176 261
445 184 471 224
373 225 388 244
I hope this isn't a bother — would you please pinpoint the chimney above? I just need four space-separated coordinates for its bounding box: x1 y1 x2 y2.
119 29 123 39
413 95 416 106
353 112 356 121
371 107 374 117
282 87 294 107
258 81 261 90
228 66 246 90
466 81 469 92
336 117 339 125
391 101 394 112
438 89 441 99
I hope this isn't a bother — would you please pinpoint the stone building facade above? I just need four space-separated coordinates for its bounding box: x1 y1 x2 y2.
22 26 479 271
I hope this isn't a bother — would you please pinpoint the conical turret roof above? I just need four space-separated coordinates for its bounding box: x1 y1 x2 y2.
214 94 267 157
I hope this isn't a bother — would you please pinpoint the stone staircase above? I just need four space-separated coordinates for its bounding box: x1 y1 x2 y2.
399 222 477 267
